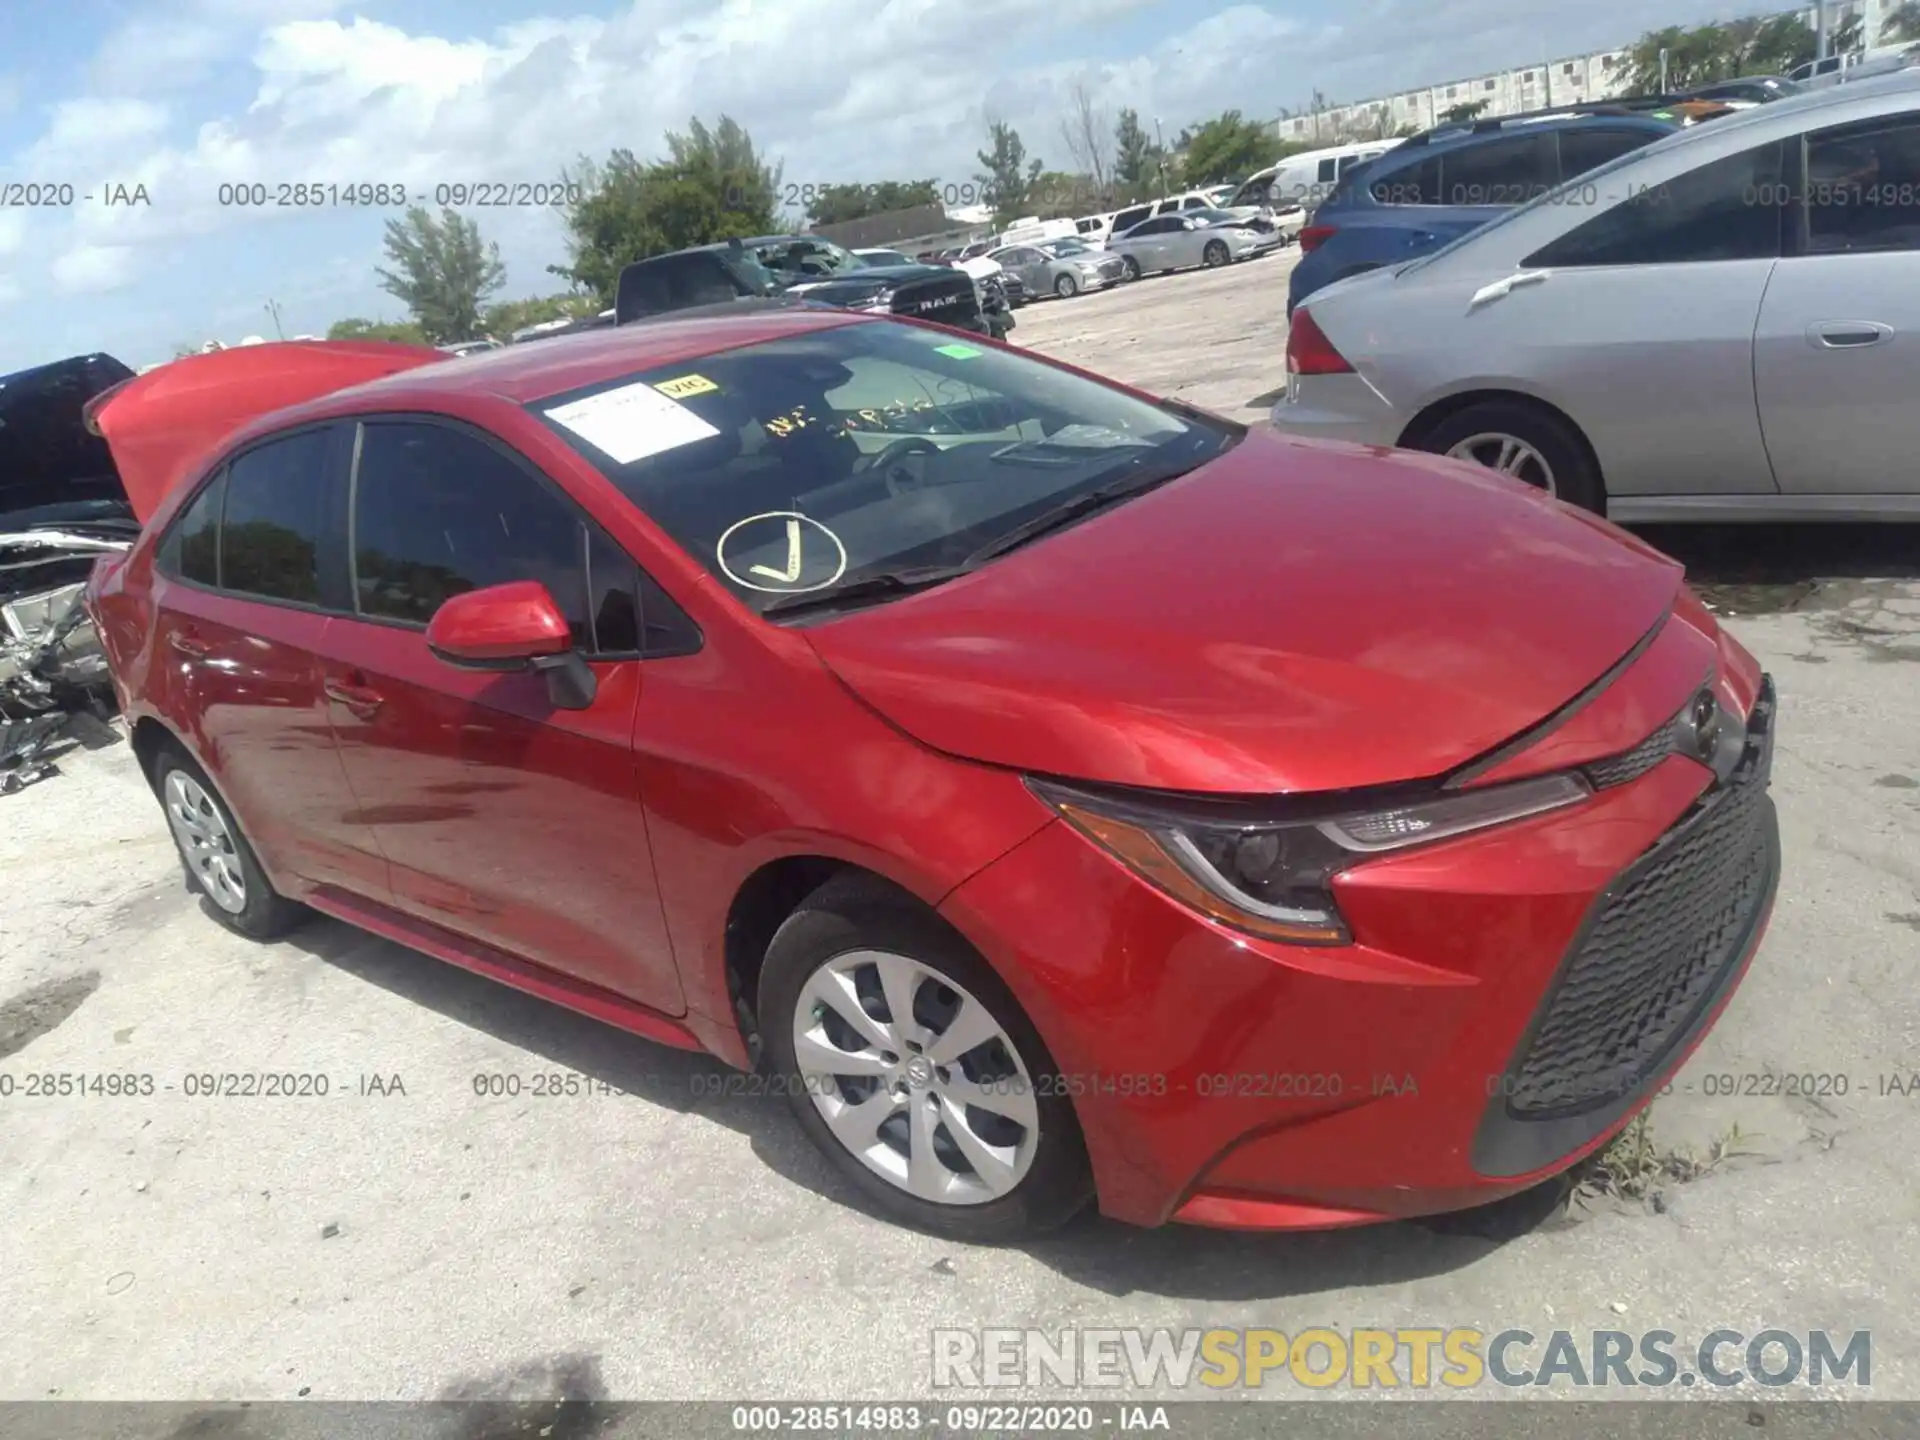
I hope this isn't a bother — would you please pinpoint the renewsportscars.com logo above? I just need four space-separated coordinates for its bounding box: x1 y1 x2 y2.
931 1327 1872 1391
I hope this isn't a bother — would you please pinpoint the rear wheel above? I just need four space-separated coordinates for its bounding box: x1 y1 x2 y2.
154 746 304 939
759 876 1093 1240
1202 239 1229 267
1414 401 1605 515
1053 272 1079 299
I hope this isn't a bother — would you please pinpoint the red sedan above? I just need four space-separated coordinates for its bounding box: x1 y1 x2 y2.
83 313 1779 1241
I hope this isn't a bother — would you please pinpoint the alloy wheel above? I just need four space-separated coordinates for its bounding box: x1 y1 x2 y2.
792 949 1041 1205
1054 272 1078 299
1444 432 1558 496
1203 241 1228 267
163 770 247 913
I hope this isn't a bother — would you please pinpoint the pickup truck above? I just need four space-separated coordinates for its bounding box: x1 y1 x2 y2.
614 236 1012 340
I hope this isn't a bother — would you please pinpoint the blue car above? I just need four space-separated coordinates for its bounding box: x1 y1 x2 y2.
1287 113 1676 316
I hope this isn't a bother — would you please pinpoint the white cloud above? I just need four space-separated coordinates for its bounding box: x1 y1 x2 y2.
0 0 1778 367
52 245 136 294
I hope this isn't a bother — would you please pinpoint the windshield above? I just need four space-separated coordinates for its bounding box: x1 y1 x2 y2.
1042 239 1090 255
533 319 1234 618
1191 208 1243 224
753 238 862 278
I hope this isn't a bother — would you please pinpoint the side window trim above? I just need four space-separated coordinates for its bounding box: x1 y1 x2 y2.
154 420 349 609
154 464 230 589
214 419 351 615
342 412 701 661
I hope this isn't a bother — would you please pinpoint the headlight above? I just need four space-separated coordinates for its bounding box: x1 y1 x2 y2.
1028 772 1592 946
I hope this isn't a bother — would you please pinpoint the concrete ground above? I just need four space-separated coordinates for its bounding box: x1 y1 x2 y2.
3 250 1918 1409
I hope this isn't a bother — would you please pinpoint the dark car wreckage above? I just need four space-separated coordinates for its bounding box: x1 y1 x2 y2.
0 352 140 790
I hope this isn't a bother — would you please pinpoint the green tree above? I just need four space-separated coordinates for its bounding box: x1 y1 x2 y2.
1112 108 1156 198
1622 13 1859 94
373 207 505 344
549 117 782 305
326 316 430 344
481 293 599 338
1441 99 1492 123
1179 110 1287 185
805 180 941 226
975 119 1044 224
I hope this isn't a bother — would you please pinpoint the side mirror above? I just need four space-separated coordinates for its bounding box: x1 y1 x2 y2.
425 581 597 710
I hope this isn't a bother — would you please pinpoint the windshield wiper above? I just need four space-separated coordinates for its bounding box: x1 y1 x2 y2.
960 458 1205 567
758 564 972 620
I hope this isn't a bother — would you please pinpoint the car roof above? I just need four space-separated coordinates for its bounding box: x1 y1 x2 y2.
1383 111 1675 163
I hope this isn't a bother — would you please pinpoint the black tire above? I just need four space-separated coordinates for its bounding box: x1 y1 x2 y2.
1054 271 1079 299
1413 400 1605 515
152 744 305 940
759 875 1093 1241
1119 254 1141 281
1202 239 1229 267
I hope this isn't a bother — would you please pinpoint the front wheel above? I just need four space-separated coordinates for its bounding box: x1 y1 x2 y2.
1054 271 1079 299
1202 240 1229 267
759 877 1093 1240
1119 254 1141 281
1415 401 1605 514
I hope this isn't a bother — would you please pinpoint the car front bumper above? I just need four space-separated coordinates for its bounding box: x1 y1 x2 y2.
938 662 1780 1230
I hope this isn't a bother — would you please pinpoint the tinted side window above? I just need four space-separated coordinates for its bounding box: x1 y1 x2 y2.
1372 153 1444 205
1316 159 1337 182
158 470 226 586
1559 127 1660 179
219 429 336 605
1805 118 1920 255
352 421 596 648
1439 134 1559 205
1525 142 1784 266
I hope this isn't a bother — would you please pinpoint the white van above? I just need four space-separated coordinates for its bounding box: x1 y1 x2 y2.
1265 140 1404 210
998 216 1080 247
1072 212 1119 246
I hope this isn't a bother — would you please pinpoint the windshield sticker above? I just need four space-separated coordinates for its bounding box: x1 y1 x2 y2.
933 343 983 360
654 374 719 399
544 381 719 464
717 511 848 593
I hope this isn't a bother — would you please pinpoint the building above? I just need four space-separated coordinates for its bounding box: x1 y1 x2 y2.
1279 1 1878 144
1279 46 1635 144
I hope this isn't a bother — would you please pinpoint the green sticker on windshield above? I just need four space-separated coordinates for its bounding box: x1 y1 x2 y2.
934 343 983 359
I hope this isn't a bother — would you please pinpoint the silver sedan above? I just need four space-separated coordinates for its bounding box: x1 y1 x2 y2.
1271 69 1920 523
1105 214 1262 279
987 241 1125 298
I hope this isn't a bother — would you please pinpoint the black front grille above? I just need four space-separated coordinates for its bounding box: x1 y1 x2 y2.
1496 680 1778 1125
1585 714 1677 789
889 276 980 326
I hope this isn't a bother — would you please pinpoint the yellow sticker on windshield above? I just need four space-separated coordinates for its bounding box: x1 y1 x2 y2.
655 374 719 398
934 343 982 359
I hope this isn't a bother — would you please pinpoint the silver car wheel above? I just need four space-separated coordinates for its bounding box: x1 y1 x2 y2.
163 770 247 913
1444 432 1557 496
793 948 1040 1206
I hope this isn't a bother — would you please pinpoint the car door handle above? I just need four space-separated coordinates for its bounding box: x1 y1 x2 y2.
168 631 209 659
1809 321 1893 348
324 678 385 718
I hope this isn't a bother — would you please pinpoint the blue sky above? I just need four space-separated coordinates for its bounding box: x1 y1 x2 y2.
1 0 1757 372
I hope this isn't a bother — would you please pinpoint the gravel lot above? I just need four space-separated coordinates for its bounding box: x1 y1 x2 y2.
4 249 1919 1409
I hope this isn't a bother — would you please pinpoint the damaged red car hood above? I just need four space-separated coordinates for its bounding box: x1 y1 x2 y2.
90 341 445 523
804 431 1684 794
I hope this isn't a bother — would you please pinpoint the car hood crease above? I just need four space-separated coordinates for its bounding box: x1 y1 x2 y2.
802 431 1683 795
